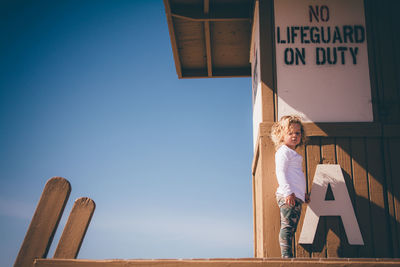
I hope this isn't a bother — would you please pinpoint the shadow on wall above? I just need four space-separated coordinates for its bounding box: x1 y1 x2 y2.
295 136 399 258
297 190 393 257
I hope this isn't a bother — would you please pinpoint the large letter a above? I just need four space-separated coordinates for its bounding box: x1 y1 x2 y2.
299 164 364 245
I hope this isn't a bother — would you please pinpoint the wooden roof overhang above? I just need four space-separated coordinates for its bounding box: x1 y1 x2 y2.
163 0 254 78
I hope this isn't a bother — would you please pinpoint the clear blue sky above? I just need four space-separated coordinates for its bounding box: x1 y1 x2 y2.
0 1 253 265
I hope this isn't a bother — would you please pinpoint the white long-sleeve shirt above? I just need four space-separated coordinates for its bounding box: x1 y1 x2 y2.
275 144 306 202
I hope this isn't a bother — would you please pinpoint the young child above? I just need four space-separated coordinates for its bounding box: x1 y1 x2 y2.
271 115 310 258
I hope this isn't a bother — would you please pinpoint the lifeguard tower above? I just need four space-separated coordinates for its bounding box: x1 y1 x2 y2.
14 0 400 266
164 0 400 260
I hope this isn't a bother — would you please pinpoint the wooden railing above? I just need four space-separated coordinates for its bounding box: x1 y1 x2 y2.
15 177 400 267
14 177 95 267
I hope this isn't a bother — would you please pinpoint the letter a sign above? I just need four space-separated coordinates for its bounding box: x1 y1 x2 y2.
299 164 364 245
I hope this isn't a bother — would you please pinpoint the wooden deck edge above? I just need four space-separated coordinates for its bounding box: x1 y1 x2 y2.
35 258 400 267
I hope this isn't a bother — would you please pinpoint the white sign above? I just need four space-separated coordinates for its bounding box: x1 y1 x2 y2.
274 0 373 122
299 164 364 245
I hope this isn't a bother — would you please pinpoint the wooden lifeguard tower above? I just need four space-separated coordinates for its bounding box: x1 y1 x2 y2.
14 0 400 266
163 0 400 261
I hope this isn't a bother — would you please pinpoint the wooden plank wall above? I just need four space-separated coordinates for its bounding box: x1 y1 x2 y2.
293 0 400 258
253 124 400 258
293 135 400 258
367 0 400 257
252 0 400 259
365 0 400 124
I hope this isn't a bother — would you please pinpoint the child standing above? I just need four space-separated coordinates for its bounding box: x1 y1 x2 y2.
271 115 310 258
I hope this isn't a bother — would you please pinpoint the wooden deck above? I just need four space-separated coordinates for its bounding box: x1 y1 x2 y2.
34 258 400 267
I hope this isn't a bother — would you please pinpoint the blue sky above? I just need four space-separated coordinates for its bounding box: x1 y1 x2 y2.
0 1 253 265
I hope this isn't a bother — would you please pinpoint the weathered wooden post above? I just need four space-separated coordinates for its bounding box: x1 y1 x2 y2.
53 197 96 259
14 178 71 267
14 177 95 267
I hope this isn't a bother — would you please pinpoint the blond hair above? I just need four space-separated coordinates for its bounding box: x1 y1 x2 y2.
270 115 306 150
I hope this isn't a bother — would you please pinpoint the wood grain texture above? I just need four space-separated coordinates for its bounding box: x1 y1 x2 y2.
303 123 382 137
163 0 183 78
252 135 258 257
252 167 257 257
387 138 400 258
374 1 400 123
392 0 400 107
253 149 264 258
54 198 96 259
14 177 71 267
34 258 400 267
335 138 357 257
321 138 340 258
259 136 280 257
384 138 399 258
366 138 390 257
174 18 206 69
204 21 212 77
211 20 251 69
257 122 389 138
247 0 400 256
305 138 326 258
253 129 400 258
365 0 400 123
295 144 310 258
364 0 380 122
259 0 276 122
170 3 251 22
351 138 373 257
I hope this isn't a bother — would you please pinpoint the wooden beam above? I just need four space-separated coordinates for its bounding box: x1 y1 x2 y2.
259 0 276 122
53 197 96 259
211 67 251 77
181 67 250 78
249 0 259 63
258 122 384 138
14 177 71 267
170 3 251 22
181 68 208 78
259 136 281 257
163 0 183 78
383 124 400 137
203 0 209 14
204 0 212 77
171 13 251 22
304 122 382 137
